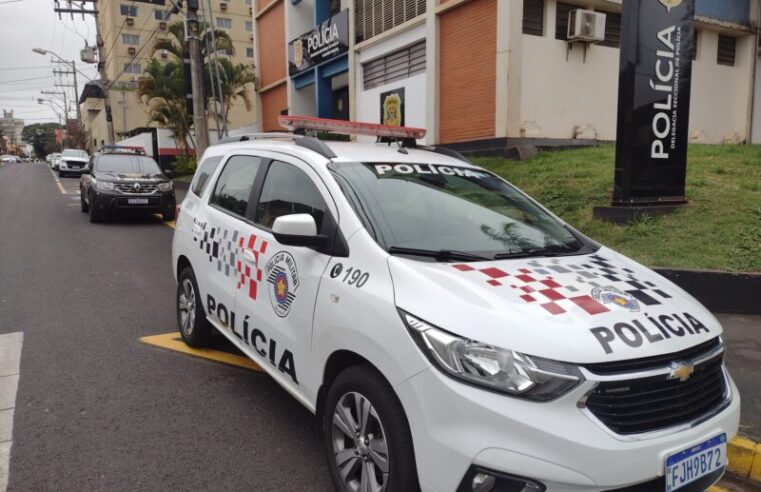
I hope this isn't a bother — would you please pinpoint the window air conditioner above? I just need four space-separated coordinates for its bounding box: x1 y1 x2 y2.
249 6 253 14
567 9 605 43
159 21 167 30
126 17 135 26
128 47 137 55
220 2 227 10
249 34 254 41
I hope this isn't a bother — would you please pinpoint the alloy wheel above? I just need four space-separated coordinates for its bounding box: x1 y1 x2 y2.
178 278 196 336
331 391 389 492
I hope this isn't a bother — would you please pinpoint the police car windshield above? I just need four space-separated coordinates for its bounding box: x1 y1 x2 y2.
97 155 162 175
332 163 584 259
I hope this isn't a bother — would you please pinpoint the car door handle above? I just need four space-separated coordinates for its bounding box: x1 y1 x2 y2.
242 249 256 265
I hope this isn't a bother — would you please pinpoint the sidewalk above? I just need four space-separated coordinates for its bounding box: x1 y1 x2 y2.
717 314 761 442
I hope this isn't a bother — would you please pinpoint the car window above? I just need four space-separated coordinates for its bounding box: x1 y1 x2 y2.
96 155 162 174
254 161 329 232
191 155 223 196
209 155 263 217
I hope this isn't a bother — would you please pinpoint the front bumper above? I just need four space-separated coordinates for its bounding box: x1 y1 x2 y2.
396 365 740 492
91 189 176 214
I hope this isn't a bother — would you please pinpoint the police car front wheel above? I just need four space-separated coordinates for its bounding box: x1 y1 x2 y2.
177 267 213 347
323 365 419 492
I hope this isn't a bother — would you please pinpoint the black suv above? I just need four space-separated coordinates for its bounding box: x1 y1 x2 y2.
80 147 176 223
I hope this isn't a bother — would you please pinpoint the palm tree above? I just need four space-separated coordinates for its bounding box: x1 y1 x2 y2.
152 21 234 61
137 59 194 153
205 58 256 121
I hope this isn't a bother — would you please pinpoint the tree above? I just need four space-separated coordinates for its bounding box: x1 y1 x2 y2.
152 21 234 61
22 123 62 157
205 58 256 124
137 59 194 154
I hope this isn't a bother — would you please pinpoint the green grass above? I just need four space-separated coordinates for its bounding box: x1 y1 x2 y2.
173 174 194 183
474 144 761 273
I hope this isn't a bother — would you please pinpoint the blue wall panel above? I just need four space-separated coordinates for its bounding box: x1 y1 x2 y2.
695 0 751 25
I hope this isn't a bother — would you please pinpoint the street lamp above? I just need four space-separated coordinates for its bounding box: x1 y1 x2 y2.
32 47 82 128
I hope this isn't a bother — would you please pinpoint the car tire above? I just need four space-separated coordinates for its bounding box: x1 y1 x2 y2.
177 267 213 348
57 170 63 178
323 364 419 492
80 190 89 213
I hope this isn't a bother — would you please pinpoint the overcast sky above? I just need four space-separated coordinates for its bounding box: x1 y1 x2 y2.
0 0 98 126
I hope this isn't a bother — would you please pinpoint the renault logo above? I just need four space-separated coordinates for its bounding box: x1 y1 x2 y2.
133 183 141 192
668 361 694 382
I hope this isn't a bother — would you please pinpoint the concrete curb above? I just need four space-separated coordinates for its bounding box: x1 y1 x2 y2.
728 436 761 483
654 269 761 315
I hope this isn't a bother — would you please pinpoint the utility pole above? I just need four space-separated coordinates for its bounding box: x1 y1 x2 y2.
187 0 209 157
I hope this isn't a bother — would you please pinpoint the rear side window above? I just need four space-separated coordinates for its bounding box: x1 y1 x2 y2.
191 155 223 196
209 156 263 217
254 161 329 232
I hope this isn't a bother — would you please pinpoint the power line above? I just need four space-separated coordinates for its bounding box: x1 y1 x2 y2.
0 75 55 84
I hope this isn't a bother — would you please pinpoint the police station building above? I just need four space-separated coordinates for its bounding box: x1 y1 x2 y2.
252 0 761 148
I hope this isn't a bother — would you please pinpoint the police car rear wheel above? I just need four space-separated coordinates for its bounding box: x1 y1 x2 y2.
324 365 419 492
177 267 213 348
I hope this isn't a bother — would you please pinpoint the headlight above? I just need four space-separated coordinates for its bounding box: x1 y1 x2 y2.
400 311 583 401
158 181 173 192
96 180 115 191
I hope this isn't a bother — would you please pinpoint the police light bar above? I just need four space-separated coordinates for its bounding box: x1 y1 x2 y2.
278 115 426 140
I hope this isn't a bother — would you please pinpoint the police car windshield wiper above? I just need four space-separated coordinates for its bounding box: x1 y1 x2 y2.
387 246 490 262
493 246 578 260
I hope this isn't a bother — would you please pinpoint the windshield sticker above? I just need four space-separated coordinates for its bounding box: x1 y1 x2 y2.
266 251 300 317
372 163 488 179
451 254 673 318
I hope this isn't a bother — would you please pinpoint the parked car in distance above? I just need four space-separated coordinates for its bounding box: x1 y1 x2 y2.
58 149 90 177
1 155 21 163
80 147 176 223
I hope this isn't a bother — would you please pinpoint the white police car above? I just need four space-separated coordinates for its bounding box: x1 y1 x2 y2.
171 116 739 492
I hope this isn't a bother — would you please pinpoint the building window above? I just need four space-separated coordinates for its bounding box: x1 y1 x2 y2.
597 10 621 48
362 40 425 90
122 33 140 46
246 47 254 58
355 0 426 44
522 0 544 36
216 17 232 29
120 4 138 16
555 2 576 41
717 34 735 66
692 29 698 60
124 63 142 74
154 9 170 20
245 20 253 32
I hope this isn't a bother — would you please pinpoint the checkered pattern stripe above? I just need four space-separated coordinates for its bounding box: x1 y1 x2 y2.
193 218 269 301
452 254 672 317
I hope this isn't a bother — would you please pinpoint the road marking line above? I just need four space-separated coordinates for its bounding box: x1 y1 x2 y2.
140 332 262 372
0 332 23 492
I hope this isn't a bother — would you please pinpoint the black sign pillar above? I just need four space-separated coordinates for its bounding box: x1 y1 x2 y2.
596 0 696 223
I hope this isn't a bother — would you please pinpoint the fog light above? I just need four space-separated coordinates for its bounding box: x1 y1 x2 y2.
471 473 496 492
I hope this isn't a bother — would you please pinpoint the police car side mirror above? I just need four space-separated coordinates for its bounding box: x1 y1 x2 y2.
272 214 328 249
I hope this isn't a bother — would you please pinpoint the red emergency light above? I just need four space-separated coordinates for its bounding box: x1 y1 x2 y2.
278 115 426 140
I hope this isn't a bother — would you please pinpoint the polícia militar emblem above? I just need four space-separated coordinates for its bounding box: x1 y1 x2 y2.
265 251 300 317
591 286 640 312
658 0 683 11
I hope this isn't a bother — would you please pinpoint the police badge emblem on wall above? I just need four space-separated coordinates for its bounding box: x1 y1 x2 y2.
265 251 300 317
380 88 405 127
658 0 683 11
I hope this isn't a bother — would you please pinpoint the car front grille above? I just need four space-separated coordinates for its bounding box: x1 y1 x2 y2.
114 182 159 194
585 353 728 435
63 160 84 168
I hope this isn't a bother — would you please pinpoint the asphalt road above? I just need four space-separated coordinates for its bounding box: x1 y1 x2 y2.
0 162 333 491
1 161 759 492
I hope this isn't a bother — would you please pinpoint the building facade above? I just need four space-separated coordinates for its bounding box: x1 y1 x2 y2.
0 110 25 152
80 0 258 151
253 0 760 148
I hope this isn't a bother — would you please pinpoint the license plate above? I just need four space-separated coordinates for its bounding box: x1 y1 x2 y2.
128 198 149 204
665 433 726 491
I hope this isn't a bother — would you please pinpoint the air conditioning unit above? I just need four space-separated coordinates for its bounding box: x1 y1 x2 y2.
220 2 227 10
249 34 254 41
126 17 135 26
159 21 167 30
567 9 605 43
128 46 137 55
249 6 253 14
80 46 97 63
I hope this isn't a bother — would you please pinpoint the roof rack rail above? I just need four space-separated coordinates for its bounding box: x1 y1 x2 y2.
213 132 337 160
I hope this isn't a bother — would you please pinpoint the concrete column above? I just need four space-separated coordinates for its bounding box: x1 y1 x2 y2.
495 0 524 139
425 0 439 145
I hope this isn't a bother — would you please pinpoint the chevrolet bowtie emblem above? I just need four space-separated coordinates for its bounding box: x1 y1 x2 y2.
668 361 694 382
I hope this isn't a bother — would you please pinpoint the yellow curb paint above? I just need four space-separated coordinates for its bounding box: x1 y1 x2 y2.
708 486 729 492
727 436 758 479
153 214 176 229
749 440 761 482
140 332 262 372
